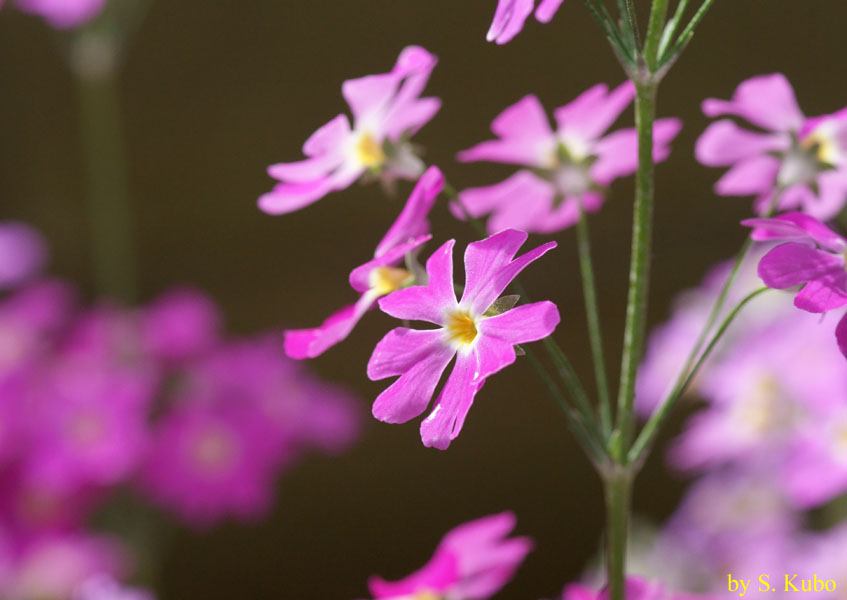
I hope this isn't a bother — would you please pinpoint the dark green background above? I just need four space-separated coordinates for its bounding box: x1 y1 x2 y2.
1 1 844 598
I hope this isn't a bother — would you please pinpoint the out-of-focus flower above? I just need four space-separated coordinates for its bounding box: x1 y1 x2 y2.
369 229 559 449
368 512 532 600
0 533 128 600
73 575 154 600
486 0 565 44
259 46 440 215
743 212 847 358
0 222 47 290
142 287 220 363
696 74 847 219
12 0 106 29
284 166 443 359
791 525 847 598
561 577 713 600
456 85 681 233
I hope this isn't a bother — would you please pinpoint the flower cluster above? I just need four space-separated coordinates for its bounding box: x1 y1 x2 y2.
634 245 847 595
0 231 359 597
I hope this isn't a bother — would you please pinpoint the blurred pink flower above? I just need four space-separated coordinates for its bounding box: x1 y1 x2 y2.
0 222 47 290
259 46 440 215
73 575 154 600
696 74 847 219
369 229 559 449
486 0 565 44
456 85 681 233
562 577 714 600
284 166 443 359
368 512 532 600
14 0 105 28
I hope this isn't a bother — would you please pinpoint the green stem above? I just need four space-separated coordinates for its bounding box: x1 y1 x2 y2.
658 0 690 59
615 80 657 461
604 467 633 600
580 0 635 67
622 0 641 50
73 64 137 302
643 0 669 68
628 287 768 463
659 0 716 68
576 208 612 437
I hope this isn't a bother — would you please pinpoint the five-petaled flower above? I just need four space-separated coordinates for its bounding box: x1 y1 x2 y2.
368 229 560 449
284 166 444 359
455 83 681 234
259 46 441 215
368 512 532 600
743 211 847 358
697 73 847 219
486 0 566 45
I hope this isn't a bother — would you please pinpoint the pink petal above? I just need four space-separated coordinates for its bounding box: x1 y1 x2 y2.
836 312 847 359
384 46 440 139
480 301 560 344
554 81 635 142
758 242 842 288
375 166 443 257
283 294 374 359
369 549 458 599
302 114 352 157
794 278 847 313
534 193 601 233
453 171 556 234
743 212 847 252
378 240 457 325
694 119 788 167
461 231 557 316
535 0 565 22
369 330 455 424
458 95 555 166
385 97 442 140
349 235 432 293
257 178 336 215
486 0 535 44
342 72 398 125
805 169 847 221
714 154 781 196
591 117 681 185
702 73 805 132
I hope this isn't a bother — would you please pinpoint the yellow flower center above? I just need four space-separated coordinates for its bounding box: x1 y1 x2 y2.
413 592 442 600
801 131 838 166
444 308 479 348
369 266 411 295
191 428 237 475
355 132 386 168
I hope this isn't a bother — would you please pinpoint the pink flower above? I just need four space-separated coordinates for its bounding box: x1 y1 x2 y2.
284 166 443 359
259 47 440 215
743 212 847 358
368 512 532 600
14 0 106 28
456 85 681 233
368 229 560 449
141 287 221 363
486 0 565 44
696 74 847 219
0 222 47 290
139 401 281 527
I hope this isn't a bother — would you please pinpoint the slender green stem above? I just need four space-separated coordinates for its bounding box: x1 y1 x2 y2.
659 0 716 68
576 209 612 437
628 287 768 463
604 467 633 600
614 0 637 55
614 80 657 461
73 60 137 302
658 0 690 59
580 0 634 67
622 0 641 50
525 348 609 464
643 0 669 68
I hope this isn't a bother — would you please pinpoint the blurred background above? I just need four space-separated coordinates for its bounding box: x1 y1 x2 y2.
1 1 846 598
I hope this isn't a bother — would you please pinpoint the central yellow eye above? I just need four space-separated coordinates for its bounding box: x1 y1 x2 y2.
413 592 441 600
355 132 386 168
191 429 237 475
802 131 837 166
444 308 479 347
369 266 411 295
